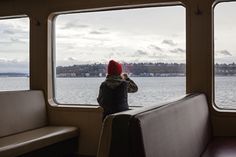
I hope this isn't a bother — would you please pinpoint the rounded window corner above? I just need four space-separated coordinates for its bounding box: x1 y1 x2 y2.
48 12 58 22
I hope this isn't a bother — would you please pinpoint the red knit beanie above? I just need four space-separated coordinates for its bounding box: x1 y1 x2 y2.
108 60 122 75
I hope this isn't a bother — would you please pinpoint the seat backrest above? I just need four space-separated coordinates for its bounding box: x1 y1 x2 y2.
97 95 190 157
97 94 211 157
0 90 47 137
97 106 160 157
130 94 211 157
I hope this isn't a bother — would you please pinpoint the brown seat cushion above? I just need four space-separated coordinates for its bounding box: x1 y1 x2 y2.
0 126 79 157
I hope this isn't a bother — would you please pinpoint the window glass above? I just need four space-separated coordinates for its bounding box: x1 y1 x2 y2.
214 2 236 109
0 17 29 91
55 6 186 106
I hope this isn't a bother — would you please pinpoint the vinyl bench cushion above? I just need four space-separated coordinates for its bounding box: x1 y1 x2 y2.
0 126 79 157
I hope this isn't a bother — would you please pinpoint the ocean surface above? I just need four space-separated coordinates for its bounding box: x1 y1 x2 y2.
55 77 185 106
0 77 235 108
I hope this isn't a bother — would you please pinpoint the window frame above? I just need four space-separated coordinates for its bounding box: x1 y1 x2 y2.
213 0 236 111
51 4 187 106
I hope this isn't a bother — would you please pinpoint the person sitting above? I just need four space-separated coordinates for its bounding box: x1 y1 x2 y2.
97 60 138 119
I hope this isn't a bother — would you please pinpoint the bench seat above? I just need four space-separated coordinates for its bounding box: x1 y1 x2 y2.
97 94 212 157
202 137 236 157
98 94 236 157
0 126 79 157
0 90 79 157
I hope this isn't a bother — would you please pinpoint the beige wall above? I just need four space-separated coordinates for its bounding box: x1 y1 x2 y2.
48 105 103 155
1 0 236 155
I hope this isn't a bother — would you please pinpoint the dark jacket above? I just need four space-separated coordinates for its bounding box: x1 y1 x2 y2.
97 75 138 119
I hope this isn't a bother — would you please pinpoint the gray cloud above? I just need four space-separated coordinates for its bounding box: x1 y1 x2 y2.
82 36 110 41
66 57 78 61
56 34 70 38
171 34 179 37
149 44 163 52
135 50 148 56
61 22 89 29
162 40 177 46
0 41 11 44
0 39 24 45
0 59 28 73
218 50 232 56
169 48 185 53
66 45 77 50
3 30 15 34
108 52 124 57
76 24 89 28
99 27 109 31
10 38 25 43
150 51 169 58
108 52 115 57
116 52 123 56
89 31 108 35
3 28 28 34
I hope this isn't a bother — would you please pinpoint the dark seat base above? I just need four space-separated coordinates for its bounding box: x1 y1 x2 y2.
202 137 236 157
18 138 78 157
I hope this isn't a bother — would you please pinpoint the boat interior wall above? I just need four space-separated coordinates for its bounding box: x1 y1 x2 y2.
49 105 103 156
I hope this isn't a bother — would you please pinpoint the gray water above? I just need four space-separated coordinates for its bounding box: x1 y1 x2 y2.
0 77 29 91
55 77 185 106
215 76 236 108
0 77 235 108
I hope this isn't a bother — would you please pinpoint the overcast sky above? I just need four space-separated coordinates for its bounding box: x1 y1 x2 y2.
55 6 186 66
0 18 29 73
0 3 236 72
214 2 236 64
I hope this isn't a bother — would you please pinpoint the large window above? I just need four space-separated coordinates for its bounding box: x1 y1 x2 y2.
0 17 29 91
54 6 186 106
214 2 236 109
215 2 236 109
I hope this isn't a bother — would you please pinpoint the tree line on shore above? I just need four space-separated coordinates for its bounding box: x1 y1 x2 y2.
56 62 236 77
56 63 186 77
1 63 236 77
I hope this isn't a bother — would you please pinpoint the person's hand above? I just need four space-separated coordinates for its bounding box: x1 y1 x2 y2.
121 73 128 80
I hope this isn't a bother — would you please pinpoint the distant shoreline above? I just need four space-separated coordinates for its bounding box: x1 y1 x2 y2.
0 75 236 78
0 73 28 77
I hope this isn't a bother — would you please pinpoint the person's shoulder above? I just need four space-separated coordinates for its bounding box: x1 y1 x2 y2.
100 81 106 86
